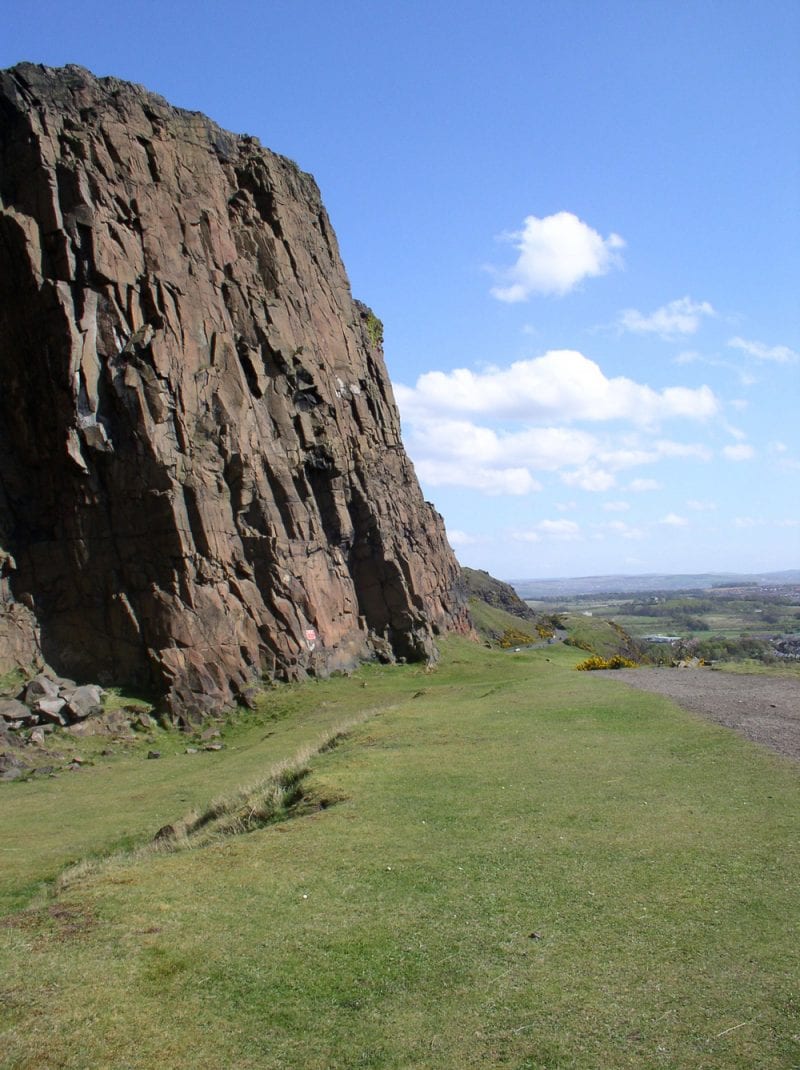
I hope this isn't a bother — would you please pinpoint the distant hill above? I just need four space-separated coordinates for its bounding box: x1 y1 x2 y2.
512 570 800 599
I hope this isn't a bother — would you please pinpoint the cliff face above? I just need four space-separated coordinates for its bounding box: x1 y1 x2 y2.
0 63 469 718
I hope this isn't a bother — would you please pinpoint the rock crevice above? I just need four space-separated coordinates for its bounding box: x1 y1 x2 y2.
0 63 469 717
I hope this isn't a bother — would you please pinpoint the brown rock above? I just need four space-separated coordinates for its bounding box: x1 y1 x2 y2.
0 64 470 718
0 698 34 724
34 698 68 725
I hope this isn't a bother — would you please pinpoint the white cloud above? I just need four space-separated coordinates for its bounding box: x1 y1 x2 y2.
686 499 717 511
601 520 644 540
414 459 540 495
651 439 713 462
555 501 577 511
619 297 715 338
406 418 597 471
729 399 749 411
674 350 700 365
490 211 624 301
628 478 661 492
723 423 747 441
513 519 581 542
660 513 689 527
447 529 481 548
395 349 719 426
603 500 631 512
512 530 541 543
561 465 616 492
734 517 797 529
728 336 798 364
770 441 788 453
722 443 755 461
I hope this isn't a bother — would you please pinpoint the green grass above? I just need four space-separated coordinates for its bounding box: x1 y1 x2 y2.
1 639 798 1069
467 597 538 644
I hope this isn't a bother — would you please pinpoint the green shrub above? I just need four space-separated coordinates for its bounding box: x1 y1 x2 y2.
365 311 384 348
498 627 536 648
575 654 637 671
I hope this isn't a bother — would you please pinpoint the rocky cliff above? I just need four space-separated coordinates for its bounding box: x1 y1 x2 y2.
0 63 469 719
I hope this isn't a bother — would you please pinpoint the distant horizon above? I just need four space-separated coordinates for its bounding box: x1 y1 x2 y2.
502 567 800 598
502 567 800 583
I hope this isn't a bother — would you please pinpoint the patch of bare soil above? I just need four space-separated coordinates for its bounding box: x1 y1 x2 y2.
595 667 800 761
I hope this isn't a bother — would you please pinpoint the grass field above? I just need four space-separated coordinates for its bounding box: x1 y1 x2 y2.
1 639 798 1069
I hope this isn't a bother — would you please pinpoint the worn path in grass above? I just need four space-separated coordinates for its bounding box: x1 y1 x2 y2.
2 641 799 1069
0 669 415 914
595 667 800 760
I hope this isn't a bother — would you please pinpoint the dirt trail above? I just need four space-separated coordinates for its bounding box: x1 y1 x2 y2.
595 667 800 761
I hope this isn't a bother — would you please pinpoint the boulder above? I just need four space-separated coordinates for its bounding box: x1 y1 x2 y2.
23 675 60 707
0 698 35 725
0 752 28 780
62 684 104 722
34 698 68 726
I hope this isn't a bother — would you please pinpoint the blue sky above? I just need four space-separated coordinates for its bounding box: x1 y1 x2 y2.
3 0 798 580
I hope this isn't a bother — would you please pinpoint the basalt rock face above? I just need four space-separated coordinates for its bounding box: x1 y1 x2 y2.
0 63 469 719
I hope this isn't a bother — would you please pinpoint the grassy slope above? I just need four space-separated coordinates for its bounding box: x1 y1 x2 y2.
1 640 798 1069
467 597 538 643
561 613 642 660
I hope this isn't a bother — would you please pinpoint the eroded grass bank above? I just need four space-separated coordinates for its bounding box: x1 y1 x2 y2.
1 640 798 1069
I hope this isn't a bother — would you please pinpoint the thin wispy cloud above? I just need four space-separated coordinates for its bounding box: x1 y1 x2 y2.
446 529 482 547
728 336 798 364
512 519 582 542
722 443 755 461
619 297 715 338
600 520 643 539
560 465 616 492
490 212 624 301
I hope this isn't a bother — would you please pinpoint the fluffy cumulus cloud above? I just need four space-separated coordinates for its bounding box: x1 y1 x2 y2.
728 337 798 364
414 458 540 496
395 348 721 498
395 350 718 426
490 212 624 301
619 297 715 338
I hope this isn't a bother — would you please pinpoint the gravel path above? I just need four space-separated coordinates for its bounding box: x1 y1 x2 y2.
594 667 800 761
